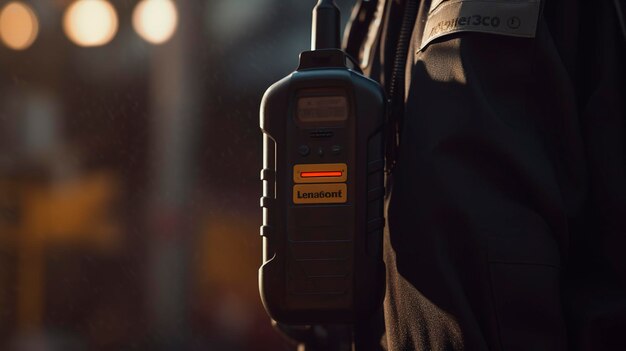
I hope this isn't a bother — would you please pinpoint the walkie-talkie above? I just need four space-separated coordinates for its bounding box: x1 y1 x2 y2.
259 0 385 324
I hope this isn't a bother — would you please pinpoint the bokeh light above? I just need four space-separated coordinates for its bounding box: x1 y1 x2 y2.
132 0 178 45
63 0 118 47
0 1 39 50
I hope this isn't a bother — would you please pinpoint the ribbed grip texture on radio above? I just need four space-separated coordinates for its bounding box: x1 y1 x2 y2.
366 130 385 257
260 134 276 262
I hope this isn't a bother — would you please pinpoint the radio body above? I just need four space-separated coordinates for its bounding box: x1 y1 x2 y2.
259 49 386 324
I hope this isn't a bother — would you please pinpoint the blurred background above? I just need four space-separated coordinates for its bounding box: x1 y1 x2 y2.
0 0 354 349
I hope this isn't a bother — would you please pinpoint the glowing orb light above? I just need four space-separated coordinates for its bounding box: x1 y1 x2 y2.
63 0 118 47
0 2 39 50
133 0 178 45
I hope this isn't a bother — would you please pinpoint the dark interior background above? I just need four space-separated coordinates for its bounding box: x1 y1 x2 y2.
0 0 354 349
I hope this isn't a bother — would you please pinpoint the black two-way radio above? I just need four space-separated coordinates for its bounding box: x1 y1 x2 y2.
259 0 386 324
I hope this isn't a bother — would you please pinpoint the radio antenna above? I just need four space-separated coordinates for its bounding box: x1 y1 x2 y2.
311 0 340 50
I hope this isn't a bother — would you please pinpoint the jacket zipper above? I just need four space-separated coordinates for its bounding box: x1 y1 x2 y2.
386 0 419 173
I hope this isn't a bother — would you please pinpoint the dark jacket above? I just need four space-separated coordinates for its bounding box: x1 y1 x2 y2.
345 0 626 349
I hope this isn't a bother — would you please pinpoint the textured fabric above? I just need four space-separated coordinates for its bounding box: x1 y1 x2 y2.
345 0 626 350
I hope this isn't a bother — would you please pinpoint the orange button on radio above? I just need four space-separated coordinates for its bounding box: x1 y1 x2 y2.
293 163 347 184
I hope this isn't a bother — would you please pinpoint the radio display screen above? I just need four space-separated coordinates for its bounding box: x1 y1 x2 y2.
297 95 348 122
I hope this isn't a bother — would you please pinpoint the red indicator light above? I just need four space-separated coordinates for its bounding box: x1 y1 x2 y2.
300 171 343 178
